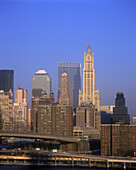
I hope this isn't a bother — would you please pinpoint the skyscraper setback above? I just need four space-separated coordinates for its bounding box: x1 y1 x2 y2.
58 62 81 109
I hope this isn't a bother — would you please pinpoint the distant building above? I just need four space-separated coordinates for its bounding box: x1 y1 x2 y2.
59 72 71 105
100 105 114 114
13 88 28 132
133 117 136 125
31 72 73 136
76 101 101 129
31 93 54 134
0 70 14 94
79 43 100 111
101 124 136 156
0 90 13 131
100 105 114 124
75 101 101 139
32 69 51 98
58 62 81 109
112 92 130 124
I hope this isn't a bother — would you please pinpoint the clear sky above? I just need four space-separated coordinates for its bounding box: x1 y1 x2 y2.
0 0 136 122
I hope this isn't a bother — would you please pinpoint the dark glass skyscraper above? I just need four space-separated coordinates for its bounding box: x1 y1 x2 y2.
58 62 81 109
0 70 14 93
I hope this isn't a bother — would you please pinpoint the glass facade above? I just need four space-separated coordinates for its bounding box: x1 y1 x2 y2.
58 62 81 109
0 70 14 93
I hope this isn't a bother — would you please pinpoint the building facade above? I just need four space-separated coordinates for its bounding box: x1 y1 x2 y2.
31 72 73 136
112 92 130 124
0 90 13 131
32 69 51 98
59 72 71 105
79 43 100 111
0 70 14 93
101 124 136 157
100 105 114 124
75 101 101 139
76 101 101 129
13 88 28 132
58 62 81 109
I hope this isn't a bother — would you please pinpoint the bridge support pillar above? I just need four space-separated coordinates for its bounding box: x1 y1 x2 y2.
72 157 74 167
89 159 92 167
124 162 126 169
107 161 109 169
55 155 57 166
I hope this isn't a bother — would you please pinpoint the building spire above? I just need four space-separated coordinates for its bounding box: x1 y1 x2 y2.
86 42 92 55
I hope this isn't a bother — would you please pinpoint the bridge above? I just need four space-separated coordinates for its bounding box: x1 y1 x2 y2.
0 150 136 169
0 131 81 143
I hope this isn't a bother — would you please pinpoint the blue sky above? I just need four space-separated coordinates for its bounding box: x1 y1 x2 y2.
0 0 136 122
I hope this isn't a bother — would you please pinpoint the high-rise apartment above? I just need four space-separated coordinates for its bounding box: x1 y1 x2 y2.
58 62 81 109
0 70 14 93
112 92 130 124
79 43 100 111
32 69 51 98
101 124 136 156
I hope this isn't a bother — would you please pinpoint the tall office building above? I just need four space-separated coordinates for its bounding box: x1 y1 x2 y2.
79 43 100 111
58 62 81 109
13 88 28 132
32 69 51 98
59 72 71 105
0 70 14 93
112 92 130 124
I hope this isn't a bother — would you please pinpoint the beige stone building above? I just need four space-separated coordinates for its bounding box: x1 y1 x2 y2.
79 43 100 111
59 72 71 105
13 88 29 132
0 90 13 131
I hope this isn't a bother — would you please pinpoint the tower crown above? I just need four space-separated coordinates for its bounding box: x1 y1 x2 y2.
86 42 92 55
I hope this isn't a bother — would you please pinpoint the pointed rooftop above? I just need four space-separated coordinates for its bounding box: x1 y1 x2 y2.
86 42 92 55
62 71 67 76
35 69 47 75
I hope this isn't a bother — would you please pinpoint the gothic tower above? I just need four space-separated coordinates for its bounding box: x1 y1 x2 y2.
79 43 100 111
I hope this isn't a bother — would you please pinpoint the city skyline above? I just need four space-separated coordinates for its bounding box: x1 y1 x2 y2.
0 0 136 122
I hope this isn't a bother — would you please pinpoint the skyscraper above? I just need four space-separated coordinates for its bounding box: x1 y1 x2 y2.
32 69 51 98
58 62 81 109
0 90 13 131
112 92 130 124
0 70 14 93
13 88 28 132
79 43 100 111
59 72 71 105
31 72 73 136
